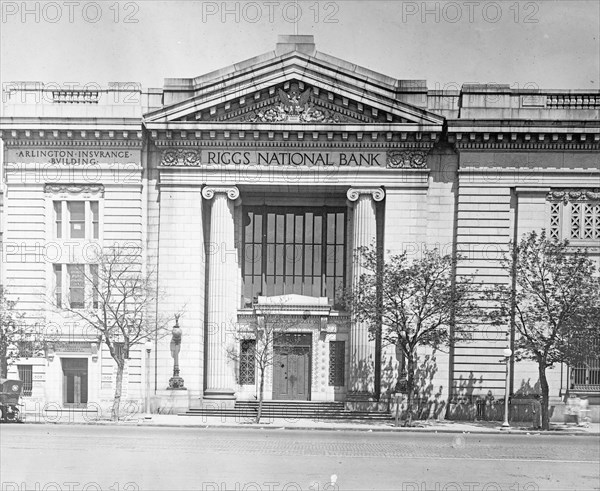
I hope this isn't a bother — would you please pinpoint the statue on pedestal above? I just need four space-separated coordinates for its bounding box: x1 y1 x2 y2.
168 314 186 390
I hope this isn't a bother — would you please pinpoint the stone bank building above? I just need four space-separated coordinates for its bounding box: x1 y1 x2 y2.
1 36 598 420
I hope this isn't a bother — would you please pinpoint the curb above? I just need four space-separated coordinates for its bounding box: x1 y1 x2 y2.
16 419 600 436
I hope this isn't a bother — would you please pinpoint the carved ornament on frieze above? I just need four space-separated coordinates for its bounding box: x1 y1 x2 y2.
546 189 600 203
161 148 201 166
386 150 428 169
44 184 105 196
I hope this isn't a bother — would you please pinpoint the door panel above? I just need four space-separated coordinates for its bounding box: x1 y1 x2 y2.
273 345 311 400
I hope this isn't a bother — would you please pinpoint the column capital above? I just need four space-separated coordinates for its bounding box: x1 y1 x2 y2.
201 186 240 201
347 187 385 202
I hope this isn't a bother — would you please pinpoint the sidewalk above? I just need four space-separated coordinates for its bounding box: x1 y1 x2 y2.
20 411 600 435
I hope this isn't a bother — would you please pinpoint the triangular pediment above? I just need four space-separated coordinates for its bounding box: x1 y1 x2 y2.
144 49 444 128
170 80 411 124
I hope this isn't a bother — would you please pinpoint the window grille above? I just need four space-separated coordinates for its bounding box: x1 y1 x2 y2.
239 340 256 385
546 190 600 241
549 203 560 240
328 341 345 386
17 365 33 396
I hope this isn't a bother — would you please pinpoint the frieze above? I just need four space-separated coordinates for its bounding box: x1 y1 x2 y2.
161 148 201 166
386 150 428 169
546 189 600 203
241 89 346 124
44 183 105 196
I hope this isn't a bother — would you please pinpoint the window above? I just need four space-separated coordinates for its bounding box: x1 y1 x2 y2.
54 201 62 238
329 341 345 386
548 191 600 241
17 365 33 396
91 201 99 239
68 201 86 238
68 265 85 309
53 200 99 239
239 340 256 385
90 264 99 309
54 264 62 308
54 264 98 309
571 339 600 391
242 207 346 308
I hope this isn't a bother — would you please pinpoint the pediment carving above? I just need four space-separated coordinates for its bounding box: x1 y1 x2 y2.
172 80 409 125
241 89 346 124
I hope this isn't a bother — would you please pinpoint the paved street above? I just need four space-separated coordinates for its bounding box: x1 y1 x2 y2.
1 425 599 491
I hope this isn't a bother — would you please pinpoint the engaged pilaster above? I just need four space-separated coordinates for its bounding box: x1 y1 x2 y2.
346 187 385 400
202 186 240 403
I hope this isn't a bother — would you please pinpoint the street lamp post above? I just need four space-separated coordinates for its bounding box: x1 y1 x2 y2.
501 348 512 429
144 340 153 420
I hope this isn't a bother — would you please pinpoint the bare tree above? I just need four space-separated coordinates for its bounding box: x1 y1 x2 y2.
345 246 484 425
58 244 173 420
0 287 44 379
229 306 307 423
489 230 600 430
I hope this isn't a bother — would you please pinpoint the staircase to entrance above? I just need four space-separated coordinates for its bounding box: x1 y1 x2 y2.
182 400 392 421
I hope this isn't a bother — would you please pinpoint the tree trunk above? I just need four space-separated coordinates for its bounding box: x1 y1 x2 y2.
112 360 125 421
538 363 550 430
256 368 265 424
0 349 7 379
404 353 416 427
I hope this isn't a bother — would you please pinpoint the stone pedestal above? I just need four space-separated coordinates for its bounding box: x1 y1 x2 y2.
151 390 190 414
346 187 385 400
201 186 240 403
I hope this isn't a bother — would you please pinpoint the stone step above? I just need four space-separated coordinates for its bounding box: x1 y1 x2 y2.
182 413 392 420
183 407 392 420
235 402 345 409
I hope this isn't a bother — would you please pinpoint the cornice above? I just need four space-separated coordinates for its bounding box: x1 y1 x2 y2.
151 140 437 150
0 129 144 147
448 127 600 151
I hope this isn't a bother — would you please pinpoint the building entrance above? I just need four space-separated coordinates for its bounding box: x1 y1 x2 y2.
272 333 311 400
61 358 88 406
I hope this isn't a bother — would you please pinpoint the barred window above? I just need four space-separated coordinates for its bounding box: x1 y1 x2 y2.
328 341 345 386
570 337 600 391
18 365 33 397
547 190 600 241
239 340 256 385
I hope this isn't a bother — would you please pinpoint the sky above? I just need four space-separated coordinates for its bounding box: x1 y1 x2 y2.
0 0 599 92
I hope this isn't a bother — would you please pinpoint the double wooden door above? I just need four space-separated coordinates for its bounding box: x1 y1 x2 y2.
272 334 311 400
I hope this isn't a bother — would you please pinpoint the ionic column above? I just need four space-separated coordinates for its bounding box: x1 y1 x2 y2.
202 186 240 402
346 187 385 399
